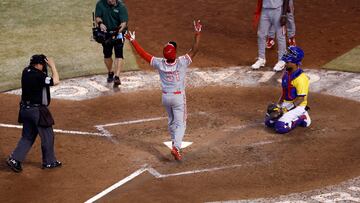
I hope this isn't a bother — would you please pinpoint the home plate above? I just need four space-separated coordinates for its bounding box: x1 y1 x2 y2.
163 141 193 149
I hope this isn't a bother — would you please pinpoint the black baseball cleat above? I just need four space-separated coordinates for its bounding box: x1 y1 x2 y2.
6 157 22 173
113 76 121 87
42 160 62 169
107 71 115 83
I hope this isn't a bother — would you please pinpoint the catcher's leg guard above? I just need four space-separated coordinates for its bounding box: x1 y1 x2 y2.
274 121 291 134
293 115 306 128
299 111 311 127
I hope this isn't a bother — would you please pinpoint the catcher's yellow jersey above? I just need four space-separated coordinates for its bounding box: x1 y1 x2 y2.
285 73 309 106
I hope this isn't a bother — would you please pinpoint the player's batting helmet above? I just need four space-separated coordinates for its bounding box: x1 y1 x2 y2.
281 46 304 65
163 41 177 61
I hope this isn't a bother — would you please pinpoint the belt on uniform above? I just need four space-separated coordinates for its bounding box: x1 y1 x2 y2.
162 91 182 95
20 102 43 108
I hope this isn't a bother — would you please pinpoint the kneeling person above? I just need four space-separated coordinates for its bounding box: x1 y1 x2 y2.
265 46 311 134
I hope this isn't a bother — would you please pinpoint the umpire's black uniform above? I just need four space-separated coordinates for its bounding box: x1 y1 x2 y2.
7 55 61 172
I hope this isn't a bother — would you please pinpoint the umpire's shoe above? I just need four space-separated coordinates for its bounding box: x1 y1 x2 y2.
113 76 121 87
6 157 22 173
42 160 62 169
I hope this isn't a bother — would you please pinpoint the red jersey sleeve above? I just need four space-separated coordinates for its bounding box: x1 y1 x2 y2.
131 40 153 63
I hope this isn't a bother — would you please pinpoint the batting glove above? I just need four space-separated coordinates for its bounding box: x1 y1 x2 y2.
125 31 136 41
194 20 202 33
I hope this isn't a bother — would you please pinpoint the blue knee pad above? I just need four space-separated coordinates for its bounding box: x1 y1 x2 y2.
274 121 291 134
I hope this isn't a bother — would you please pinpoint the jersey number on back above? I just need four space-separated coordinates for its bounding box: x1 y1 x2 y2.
165 71 180 82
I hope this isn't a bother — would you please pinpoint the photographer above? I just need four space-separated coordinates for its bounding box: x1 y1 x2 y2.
6 55 61 172
95 0 128 87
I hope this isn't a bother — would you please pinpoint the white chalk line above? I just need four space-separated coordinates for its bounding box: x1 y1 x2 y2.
0 112 208 139
85 163 246 203
258 71 276 83
223 123 277 147
249 140 276 147
0 123 103 136
96 111 209 128
96 116 168 128
94 111 209 141
95 125 118 143
224 122 263 132
147 164 244 178
93 116 169 143
84 165 148 203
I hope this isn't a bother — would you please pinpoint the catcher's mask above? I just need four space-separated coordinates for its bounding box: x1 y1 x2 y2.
163 41 177 61
267 103 283 120
30 54 48 73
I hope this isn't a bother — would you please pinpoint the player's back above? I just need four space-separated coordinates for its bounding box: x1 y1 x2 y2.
151 54 192 93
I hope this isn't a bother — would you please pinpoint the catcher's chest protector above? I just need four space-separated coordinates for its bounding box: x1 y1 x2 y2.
282 68 303 101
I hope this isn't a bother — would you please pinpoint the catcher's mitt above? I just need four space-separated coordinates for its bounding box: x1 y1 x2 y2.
266 103 283 120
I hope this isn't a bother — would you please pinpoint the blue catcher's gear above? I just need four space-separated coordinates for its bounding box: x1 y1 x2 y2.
281 46 304 65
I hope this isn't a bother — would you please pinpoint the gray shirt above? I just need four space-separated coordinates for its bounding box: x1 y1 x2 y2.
262 0 283 9
150 54 192 93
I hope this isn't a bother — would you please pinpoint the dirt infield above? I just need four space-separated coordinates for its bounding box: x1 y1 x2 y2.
1 0 360 202
0 86 359 202
126 0 360 70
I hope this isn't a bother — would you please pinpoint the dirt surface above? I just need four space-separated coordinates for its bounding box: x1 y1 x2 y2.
126 0 360 69
0 86 359 202
1 0 360 202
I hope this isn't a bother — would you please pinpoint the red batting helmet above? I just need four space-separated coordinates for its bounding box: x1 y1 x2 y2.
163 42 177 61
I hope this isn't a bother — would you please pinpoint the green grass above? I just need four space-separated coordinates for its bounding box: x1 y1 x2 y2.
323 45 360 73
0 0 138 92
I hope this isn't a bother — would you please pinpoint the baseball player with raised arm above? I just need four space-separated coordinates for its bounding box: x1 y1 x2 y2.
265 46 311 134
125 20 202 161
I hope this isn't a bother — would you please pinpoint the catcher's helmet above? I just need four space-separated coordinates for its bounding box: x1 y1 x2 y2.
163 41 177 61
281 46 304 65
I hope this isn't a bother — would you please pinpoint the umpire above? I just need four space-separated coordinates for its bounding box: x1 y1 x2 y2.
95 0 128 87
6 55 62 173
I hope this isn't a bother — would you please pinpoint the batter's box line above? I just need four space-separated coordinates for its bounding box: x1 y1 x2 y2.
84 163 247 203
93 111 210 138
0 123 103 136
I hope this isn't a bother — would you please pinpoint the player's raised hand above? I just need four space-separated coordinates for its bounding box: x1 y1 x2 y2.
125 31 136 41
194 20 202 33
